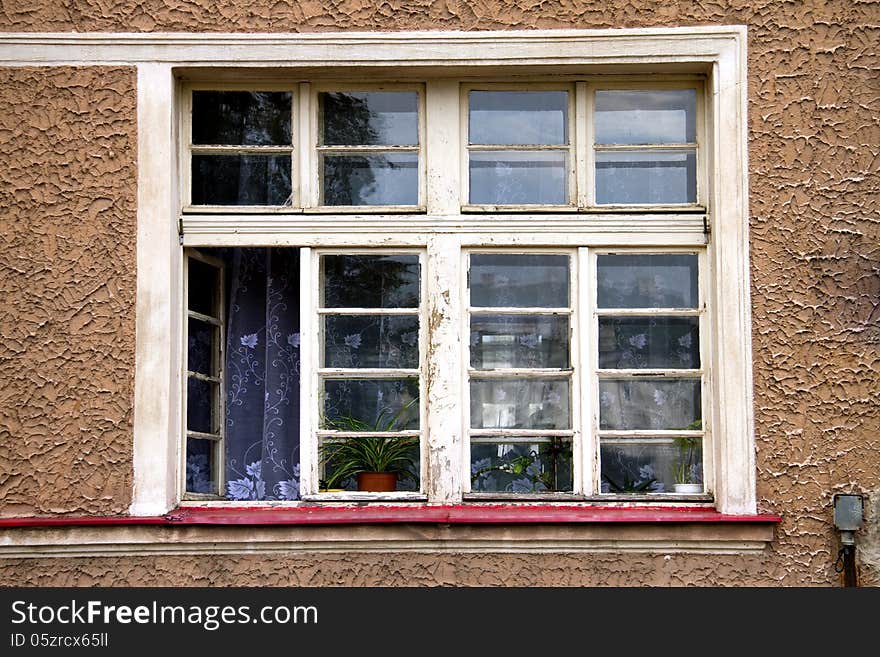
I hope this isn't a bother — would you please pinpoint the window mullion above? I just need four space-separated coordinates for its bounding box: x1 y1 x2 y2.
425 235 464 503
298 247 318 496
577 246 595 496
298 82 313 209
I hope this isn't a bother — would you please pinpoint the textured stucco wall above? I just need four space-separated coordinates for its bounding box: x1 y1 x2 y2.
0 552 783 587
0 1 878 586
0 67 138 516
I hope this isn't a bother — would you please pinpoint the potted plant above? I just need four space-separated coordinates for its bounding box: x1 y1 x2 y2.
671 436 702 494
319 398 418 492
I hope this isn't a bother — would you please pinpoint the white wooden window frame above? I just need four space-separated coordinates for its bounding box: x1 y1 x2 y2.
301 247 429 501
308 83 427 212
462 248 582 497
180 82 300 213
589 247 711 499
461 83 577 211
0 26 753 515
181 249 227 500
585 80 707 209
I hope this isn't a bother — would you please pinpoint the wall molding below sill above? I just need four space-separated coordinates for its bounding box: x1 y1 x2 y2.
0 522 776 559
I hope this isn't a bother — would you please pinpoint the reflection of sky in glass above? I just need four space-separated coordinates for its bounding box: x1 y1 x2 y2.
597 254 697 309
595 90 696 144
321 92 418 146
469 151 567 205
323 153 418 205
595 150 696 204
469 91 568 145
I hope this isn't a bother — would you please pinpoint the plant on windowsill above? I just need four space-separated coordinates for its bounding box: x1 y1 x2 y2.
671 435 702 494
319 398 419 493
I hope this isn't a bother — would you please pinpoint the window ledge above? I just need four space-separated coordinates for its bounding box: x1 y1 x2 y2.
0 506 779 558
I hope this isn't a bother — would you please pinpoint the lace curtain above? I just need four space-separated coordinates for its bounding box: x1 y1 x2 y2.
185 247 302 500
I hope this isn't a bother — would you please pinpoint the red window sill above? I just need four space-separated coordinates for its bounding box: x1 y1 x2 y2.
0 505 781 528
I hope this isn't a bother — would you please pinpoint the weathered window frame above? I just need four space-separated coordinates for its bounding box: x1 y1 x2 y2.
69 26 755 517
301 247 429 501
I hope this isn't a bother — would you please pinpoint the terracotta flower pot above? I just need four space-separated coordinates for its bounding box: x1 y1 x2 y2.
357 472 398 492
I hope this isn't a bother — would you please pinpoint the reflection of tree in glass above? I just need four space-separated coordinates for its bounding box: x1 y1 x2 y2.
324 255 419 309
321 93 382 205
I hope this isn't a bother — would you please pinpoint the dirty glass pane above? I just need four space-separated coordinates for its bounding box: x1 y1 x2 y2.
598 317 699 369
597 254 698 309
600 440 703 495
324 315 419 369
321 436 420 492
470 379 570 430
322 378 420 431
185 439 218 494
322 152 418 206
470 314 569 369
192 91 292 146
469 91 568 145
471 438 573 493
187 258 219 317
469 151 568 205
191 154 291 205
595 89 696 145
470 254 569 308
186 378 218 434
595 149 696 205
187 318 218 376
599 379 701 431
320 92 418 146
322 254 419 309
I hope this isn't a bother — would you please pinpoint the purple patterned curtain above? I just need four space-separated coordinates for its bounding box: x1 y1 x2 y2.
223 248 301 500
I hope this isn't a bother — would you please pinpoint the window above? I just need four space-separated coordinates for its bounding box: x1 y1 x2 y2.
464 87 573 206
131 28 755 516
180 78 715 502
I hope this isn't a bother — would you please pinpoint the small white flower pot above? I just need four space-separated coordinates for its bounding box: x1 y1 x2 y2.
673 483 703 494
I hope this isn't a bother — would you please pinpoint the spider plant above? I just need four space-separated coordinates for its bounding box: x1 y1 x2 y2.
319 398 419 489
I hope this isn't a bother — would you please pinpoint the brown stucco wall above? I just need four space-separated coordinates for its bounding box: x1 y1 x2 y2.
0 67 138 516
0 552 782 587
0 2 878 585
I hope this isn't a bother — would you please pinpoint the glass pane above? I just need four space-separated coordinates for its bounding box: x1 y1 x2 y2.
471 439 573 493
187 258 219 316
595 89 697 145
599 379 701 431
322 254 419 309
598 317 699 369
597 254 698 309
322 153 418 206
187 318 218 376
321 436 420 492
186 377 218 434
470 314 569 369
324 315 419 369
595 150 696 205
469 151 567 205
322 378 419 431
470 379 570 430
600 439 703 494
191 154 291 205
320 92 418 146
185 439 217 494
468 91 568 145
470 254 569 308
192 91 292 146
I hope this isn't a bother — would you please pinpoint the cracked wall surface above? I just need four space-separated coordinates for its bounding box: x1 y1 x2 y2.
0 2 878 585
